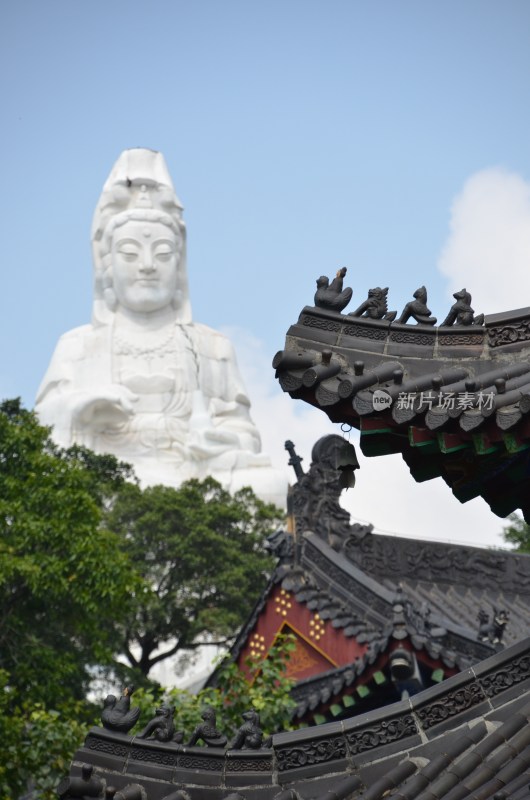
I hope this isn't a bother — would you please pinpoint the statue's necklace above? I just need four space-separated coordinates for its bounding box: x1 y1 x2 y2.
113 326 177 359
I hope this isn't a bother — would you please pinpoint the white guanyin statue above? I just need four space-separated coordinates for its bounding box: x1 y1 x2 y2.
35 148 287 507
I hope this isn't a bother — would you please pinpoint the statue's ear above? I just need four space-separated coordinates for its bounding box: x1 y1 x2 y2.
172 289 184 310
103 287 117 311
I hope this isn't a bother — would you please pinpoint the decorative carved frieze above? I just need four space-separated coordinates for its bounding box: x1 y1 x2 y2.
130 746 178 766
415 682 485 729
179 754 225 771
85 735 128 758
226 757 273 772
344 534 530 594
301 315 342 332
479 653 530 698
390 331 434 346
489 320 530 348
438 333 484 346
343 324 387 341
276 734 347 771
346 714 417 755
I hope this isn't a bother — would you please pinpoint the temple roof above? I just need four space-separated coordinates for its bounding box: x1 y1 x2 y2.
207 432 529 728
228 526 529 724
57 439 530 794
273 303 530 520
60 636 530 799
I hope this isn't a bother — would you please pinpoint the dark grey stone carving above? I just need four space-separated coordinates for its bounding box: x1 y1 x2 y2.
346 714 417 754
179 753 224 770
438 331 484 345
301 314 342 332
314 268 353 313
477 608 510 646
285 440 304 480
85 735 128 757
112 784 144 800
56 764 104 799
265 528 294 562
187 706 227 747
101 685 140 734
159 790 192 800
137 704 183 743
488 318 530 347
279 374 305 392
344 533 523 592
442 631 493 663
479 653 530 698
349 286 396 321
289 435 361 550
416 682 485 729
441 289 484 327
276 733 347 771
398 286 437 325
230 710 271 749
130 745 178 766
343 322 388 340
225 755 273 771
56 635 530 796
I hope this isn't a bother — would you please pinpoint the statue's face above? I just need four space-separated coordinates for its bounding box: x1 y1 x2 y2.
111 219 181 313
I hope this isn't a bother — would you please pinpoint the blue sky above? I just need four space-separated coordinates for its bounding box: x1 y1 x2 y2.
2 0 530 547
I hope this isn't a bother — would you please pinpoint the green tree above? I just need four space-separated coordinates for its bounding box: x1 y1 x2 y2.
502 512 530 553
104 478 283 679
132 633 297 741
0 399 139 707
0 400 287 796
0 668 93 800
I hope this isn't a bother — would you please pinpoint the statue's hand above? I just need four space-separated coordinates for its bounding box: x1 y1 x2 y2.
72 387 138 430
188 427 239 459
203 429 239 446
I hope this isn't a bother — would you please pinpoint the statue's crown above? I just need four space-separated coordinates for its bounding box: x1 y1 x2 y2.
92 148 184 243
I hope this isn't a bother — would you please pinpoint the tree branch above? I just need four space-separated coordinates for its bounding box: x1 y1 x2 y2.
122 642 139 668
146 639 182 669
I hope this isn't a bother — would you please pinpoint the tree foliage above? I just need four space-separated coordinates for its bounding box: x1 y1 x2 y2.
0 399 288 796
502 512 530 553
132 633 297 741
0 669 92 800
0 399 138 707
103 478 282 678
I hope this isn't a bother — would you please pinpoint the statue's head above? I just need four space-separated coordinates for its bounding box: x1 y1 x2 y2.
311 434 360 489
242 709 260 724
103 694 116 708
453 288 471 305
368 286 388 300
156 703 174 718
91 149 191 324
413 286 427 303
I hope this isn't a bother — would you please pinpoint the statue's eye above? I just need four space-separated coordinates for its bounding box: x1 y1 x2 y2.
154 248 173 262
119 248 138 261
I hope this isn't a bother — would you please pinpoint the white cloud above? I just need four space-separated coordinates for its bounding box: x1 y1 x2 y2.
228 327 509 551
438 168 530 314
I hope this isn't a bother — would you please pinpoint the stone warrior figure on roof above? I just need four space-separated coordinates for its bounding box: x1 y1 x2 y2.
35 148 286 507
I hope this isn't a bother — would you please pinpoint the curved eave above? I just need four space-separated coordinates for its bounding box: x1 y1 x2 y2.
274 305 530 520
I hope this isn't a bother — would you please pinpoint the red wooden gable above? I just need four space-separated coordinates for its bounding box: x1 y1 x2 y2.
237 585 368 682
